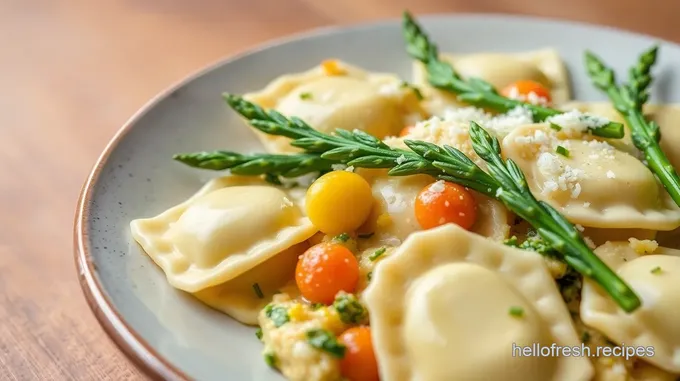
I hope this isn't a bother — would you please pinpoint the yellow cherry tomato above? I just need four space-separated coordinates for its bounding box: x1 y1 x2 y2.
305 171 374 235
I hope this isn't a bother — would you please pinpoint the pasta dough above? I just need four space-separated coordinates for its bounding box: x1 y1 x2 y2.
502 123 680 230
192 242 305 325
581 242 680 373
130 176 317 292
363 224 592 381
412 49 570 115
243 60 425 153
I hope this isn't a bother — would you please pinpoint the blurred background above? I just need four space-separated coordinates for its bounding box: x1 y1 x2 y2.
2 0 679 379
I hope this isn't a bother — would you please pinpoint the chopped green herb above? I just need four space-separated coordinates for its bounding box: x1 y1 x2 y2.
651 266 662 274
255 328 263 340
358 232 375 239
264 351 277 368
252 283 264 299
333 233 350 242
264 173 282 185
367 271 373 281
400 81 424 100
306 329 346 358
265 305 289 327
299 92 313 100
310 302 325 310
556 145 570 157
504 235 558 257
509 306 524 318
581 331 591 344
549 122 563 131
369 247 387 261
333 294 367 324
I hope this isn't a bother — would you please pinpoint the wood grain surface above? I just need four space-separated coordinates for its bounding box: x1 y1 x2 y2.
2 0 680 380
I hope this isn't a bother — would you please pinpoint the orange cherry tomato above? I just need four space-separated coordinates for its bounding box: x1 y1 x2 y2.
338 326 379 381
399 125 416 137
295 242 360 304
414 180 477 230
500 80 552 105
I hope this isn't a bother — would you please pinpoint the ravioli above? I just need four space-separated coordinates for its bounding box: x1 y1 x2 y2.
363 224 592 381
412 49 570 115
581 241 680 373
243 60 425 153
130 176 317 292
502 123 680 230
193 242 305 325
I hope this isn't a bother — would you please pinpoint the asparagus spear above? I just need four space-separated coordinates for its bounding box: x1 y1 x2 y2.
175 94 641 312
173 151 336 177
402 11 625 139
585 47 680 207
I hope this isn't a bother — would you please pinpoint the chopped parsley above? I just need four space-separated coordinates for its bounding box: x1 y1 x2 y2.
333 293 367 324
252 283 264 299
306 329 346 358
556 145 570 157
358 232 375 239
549 122 563 131
333 233 350 242
264 173 282 185
369 247 387 261
264 351 277 368
509 306 524 318
400 81 424 100
264 304 290 327
299 92 313 100
255 328 263 340
504 235 556 257
651 266 662 274
581 331 591 344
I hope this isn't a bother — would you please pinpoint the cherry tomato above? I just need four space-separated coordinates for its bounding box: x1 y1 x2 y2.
500 80 552 105
295 242 360 304
414 180 477 230
339 326 379 381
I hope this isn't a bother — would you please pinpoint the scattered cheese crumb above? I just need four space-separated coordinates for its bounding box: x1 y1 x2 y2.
584 237 596 249
495 188 504 197
628 238 659 255
396 154 407 164
583 202 591 208
281 197 294 208
606 170 616 179
344 166 355 172
331 164 347 171
430 180 446 193
575 224 585 232
440 105 533 138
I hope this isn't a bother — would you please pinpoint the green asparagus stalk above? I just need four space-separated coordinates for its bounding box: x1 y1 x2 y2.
173 151 336 177
585 47 680 207
175 94 641 312
402 11 625 139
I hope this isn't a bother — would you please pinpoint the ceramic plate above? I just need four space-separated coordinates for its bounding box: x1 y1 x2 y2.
74 13 680 381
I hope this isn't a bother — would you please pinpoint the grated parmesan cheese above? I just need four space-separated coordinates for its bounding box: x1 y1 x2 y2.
344 166 355 172
575 224 585 232
605 170 616 179
537 153 585 199
545 109 609 133
331 164 347 171
583 202 591 208
396 154 407 164
440 105 533 138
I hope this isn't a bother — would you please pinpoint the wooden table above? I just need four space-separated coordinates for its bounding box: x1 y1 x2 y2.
2 1 679 379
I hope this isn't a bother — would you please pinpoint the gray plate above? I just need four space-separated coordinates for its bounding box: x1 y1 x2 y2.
74 13 680 381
